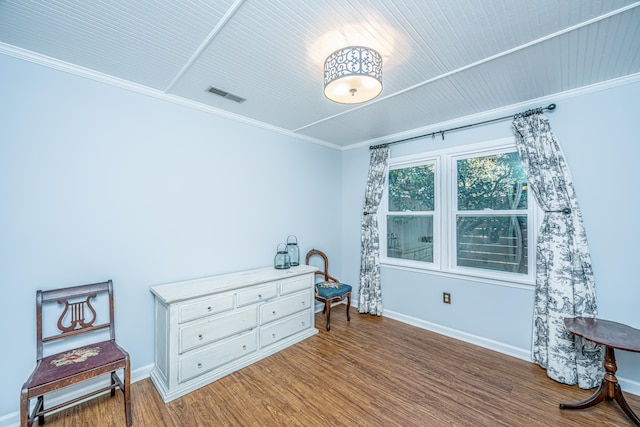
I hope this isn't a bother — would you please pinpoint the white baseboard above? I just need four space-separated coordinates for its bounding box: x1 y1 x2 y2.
382 309 532 361
0 363 153 427
619 377 640 399
382 308 640 398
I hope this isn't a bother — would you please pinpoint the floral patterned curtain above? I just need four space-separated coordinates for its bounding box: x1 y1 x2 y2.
359 145 390 315
512 111 602 389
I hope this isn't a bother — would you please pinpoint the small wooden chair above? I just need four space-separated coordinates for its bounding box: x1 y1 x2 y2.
20 280 132 427
305 249 351 331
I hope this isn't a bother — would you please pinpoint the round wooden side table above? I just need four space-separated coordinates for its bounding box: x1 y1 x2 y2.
559 317 640 426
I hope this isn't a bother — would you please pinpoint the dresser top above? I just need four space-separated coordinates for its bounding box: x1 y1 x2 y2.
150 265 317 304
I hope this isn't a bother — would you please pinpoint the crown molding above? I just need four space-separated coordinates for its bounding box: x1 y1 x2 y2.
2 42 637 154
348 72 640 152
0 43 343 151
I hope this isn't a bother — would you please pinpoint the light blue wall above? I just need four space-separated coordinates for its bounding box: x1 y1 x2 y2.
2 50 639 418
341 79 640 391
0 54 343 416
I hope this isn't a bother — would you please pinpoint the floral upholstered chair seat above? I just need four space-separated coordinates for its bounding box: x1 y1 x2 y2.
27 341 127 389
316 280 352 300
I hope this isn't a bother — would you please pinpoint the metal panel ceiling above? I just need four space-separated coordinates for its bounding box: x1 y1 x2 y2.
1 0 639 147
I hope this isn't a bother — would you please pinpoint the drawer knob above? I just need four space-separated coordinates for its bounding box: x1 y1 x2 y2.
198 334 203 340
258 294 262 299
242 345 247 350
302 321 305 326
197 363 202 369
207 306 212 311
301 301 305 305
272 333 276 338
272 310 276 316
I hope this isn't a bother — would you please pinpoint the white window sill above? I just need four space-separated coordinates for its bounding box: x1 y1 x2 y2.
380 261 535 291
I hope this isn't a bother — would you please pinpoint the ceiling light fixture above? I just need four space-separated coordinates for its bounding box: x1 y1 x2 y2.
323 46 382 104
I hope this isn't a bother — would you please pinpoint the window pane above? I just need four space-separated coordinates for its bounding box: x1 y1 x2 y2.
387 215 433 262
457 153 528 210
389 164 434 212
456 215 527 274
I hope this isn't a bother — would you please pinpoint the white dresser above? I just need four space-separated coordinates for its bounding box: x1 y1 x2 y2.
149 265 318 402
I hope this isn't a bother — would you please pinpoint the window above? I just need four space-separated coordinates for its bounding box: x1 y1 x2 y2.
454 151 529 275
386 162 437 264
381 139 537 284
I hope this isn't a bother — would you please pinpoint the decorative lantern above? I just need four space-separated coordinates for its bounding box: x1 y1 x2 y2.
274 243 290 269
286 235 300 266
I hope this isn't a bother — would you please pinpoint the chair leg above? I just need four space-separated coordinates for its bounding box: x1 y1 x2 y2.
37 396 44 426
19 389 29 427
124 359 132 426
111 371 116 397
346 294 351 321
325 300 332 331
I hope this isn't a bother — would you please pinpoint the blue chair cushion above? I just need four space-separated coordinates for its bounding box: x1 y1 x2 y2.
316 281 352 300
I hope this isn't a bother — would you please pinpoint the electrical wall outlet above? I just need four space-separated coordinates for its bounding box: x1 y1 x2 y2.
443 292 451 304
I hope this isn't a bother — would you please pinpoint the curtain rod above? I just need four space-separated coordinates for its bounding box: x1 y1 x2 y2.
369 103 556 150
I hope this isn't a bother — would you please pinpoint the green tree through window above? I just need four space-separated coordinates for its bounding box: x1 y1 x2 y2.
384 145 535 280
456 153 528 274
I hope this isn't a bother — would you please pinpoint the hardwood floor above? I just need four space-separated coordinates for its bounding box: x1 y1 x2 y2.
38 307 640 426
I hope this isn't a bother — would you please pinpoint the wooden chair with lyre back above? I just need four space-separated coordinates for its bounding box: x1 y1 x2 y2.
20 280 132 426
305 249 352 331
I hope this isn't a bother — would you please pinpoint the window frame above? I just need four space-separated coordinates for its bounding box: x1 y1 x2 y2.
379 137 539 287
382 155 442 271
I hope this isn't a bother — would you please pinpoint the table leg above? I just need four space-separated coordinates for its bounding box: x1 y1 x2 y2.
615 383 640 425
559 381 607 410
559 347 640 426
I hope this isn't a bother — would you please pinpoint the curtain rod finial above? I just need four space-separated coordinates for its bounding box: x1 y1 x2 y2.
548 104 556 111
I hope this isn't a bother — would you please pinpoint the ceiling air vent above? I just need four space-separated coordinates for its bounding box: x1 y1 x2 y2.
206 86 246 103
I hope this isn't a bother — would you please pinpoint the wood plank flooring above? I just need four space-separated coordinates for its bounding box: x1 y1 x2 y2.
38 307 640 426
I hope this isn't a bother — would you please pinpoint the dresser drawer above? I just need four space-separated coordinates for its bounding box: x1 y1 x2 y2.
236 284 277 307
179 293 234 324
179 330 257 383
179 307 257 353
280 275 311 295
260 311 311 347
260 291 311 325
